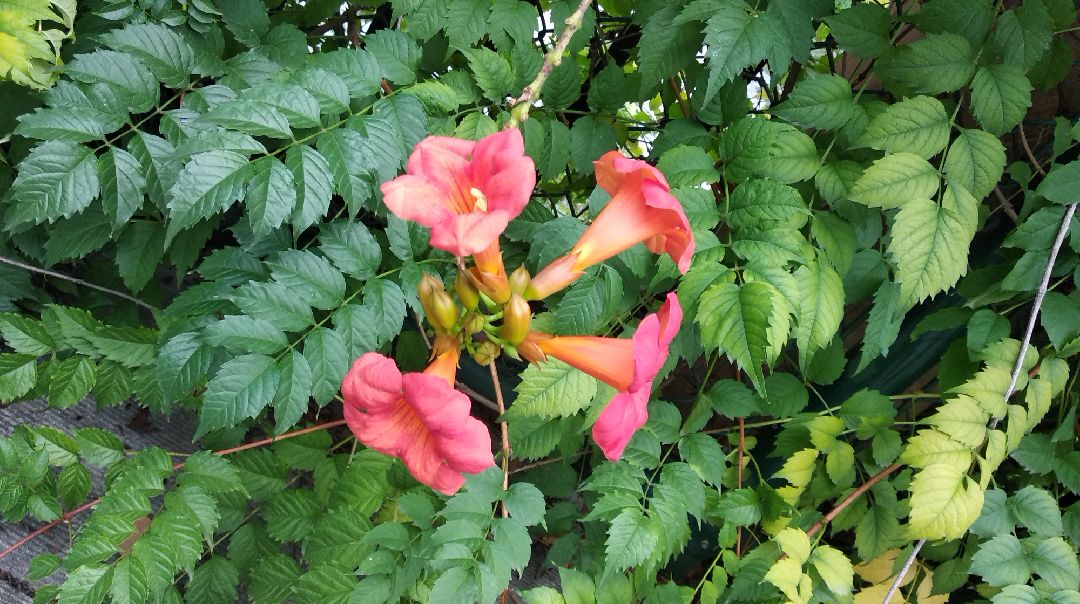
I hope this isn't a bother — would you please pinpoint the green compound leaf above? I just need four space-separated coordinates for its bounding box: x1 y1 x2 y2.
970 64 1033 136
196 354 280 438
697 281 790 394
860 95 950 159
772 74 855 130
848 152 939 209
510 359 598 419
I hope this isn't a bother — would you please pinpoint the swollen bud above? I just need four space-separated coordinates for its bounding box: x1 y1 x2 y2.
454 271 480 310
516 339 547 364
468 268 511 305
499 294 531 345
418 274 458 333
472 340 501 365
462 312 485 335
509 266 531 296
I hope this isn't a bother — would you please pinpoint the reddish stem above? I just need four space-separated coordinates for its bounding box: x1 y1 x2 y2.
0 419 349 562
805 463 901 539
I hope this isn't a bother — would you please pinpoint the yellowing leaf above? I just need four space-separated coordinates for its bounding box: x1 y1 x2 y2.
776 448 819 504
949 366 1010 418
774 527 812 565
927 395 988 448
907 464 984 540
809 545 854 596
765 558 805 604
889 191 977 307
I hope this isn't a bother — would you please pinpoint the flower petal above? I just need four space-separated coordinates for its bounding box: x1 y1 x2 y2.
592 386 650 460
594 150 670 195
381 175 456 227
428 211 512 257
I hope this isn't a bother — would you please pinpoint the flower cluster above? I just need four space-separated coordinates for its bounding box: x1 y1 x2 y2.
341 128 694 494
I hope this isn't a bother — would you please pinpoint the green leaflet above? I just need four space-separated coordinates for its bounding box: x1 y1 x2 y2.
697 281 791 394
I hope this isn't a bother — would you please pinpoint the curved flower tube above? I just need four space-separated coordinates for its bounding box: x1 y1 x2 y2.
525 293 683 459
527 152 694 300
342 346 495 495
380 129 536 257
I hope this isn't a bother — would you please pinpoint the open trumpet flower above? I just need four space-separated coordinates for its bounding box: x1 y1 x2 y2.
525 293 683 460
342 344 495 495
527 152 694 300
380 129 536 258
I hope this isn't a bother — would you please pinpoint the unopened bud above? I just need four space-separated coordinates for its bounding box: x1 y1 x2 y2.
462 312 485 335
499 295 531 345
469 268 511 304
418 274 458 332
517 339 547 364
472 340 501 365
454 271 480 310
509 266 531 296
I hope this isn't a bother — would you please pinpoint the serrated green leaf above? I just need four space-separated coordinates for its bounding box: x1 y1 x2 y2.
510 359 598 419
99 23 195 87
316 128 374 214
849 152 939 209
49 356 95 409
166 150 250 241
943 128 1006 200
606 508 659 572
638 4 702 96
794 258 844 369
824 2 892 58
993 1 1053 71
569 116 617 175
1037 161 1080 204
0 313 54 355
6 140 100 225
1010 485 1063 537
185 557 239 604
303 326 347 407
697 281 789 393
889 190 977 307
462 47 513 102
245 156 296 237
678 433 725 486
971 64 1033 135
319 222 381 280
773 74 855 130
877 32 976 93
285 145 333 231
229 281 313 333
58 565 113 604
861 95 950 159
657 145 720 187
268 250 346 311
702 3 783 103
196 354 280 438
204 315 288 354
361 278 406 346
15 106 123 142
66 50 158 112
972 533 1031 586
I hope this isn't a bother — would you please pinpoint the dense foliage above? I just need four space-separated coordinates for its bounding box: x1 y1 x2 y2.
1 0 1079 602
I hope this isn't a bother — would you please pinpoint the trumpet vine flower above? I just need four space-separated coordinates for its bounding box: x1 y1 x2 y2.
342 346 495 495
380 129 536 257
528 151 694 300
526 293 682 459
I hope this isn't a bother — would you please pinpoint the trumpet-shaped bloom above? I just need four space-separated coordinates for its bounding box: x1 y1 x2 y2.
342 349 495 495
528 293 682 459
380 129 536 257
528 151 694 299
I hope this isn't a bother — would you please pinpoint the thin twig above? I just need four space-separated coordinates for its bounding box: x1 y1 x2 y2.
456 381 501 413
0 419 349 562
992 187 1019 223
806 464 902 539
1003 202 1077 401
0 255 157 311
881 539 925 603
488 362 511 510
506 0 593 127
1019 124 1047 176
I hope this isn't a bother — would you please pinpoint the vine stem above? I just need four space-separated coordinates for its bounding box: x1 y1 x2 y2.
488 361 511 513
0 419 348 562
883 203 1077 601
805 463 901 540
0 255 157 312
505 0 593 128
